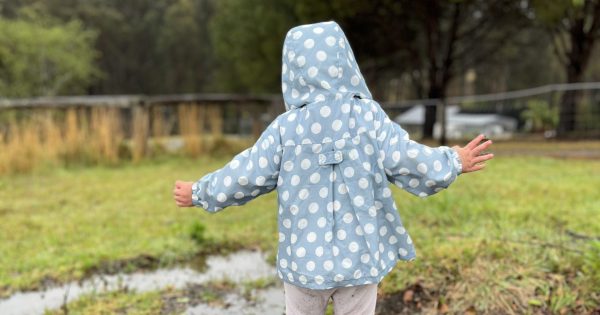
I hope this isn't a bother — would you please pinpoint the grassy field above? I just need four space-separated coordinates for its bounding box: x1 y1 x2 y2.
1 147 599 314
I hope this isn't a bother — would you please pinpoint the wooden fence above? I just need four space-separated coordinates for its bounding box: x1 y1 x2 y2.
0 94 283 162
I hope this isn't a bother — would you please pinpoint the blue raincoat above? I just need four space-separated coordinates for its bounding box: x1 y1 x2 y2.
192 21 463 290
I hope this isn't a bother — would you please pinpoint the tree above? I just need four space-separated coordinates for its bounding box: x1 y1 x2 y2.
0 10 100 97
533 0 600 136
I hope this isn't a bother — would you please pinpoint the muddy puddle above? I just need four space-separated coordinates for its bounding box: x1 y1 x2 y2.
0 250 284 315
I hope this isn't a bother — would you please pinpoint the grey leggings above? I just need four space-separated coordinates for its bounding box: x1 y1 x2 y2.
283 282 378 315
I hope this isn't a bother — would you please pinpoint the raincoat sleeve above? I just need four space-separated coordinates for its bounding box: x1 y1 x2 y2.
374 104 463 198
191 120 283 212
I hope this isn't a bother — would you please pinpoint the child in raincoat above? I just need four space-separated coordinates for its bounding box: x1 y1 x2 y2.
173 21 493 315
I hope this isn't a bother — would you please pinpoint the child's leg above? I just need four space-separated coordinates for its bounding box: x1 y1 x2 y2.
331 284 378 315
283 282 334 315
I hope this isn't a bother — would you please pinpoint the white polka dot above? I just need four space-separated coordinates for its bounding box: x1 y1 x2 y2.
342 213 353 224
337 183 348 194
351 75 360 86
217 193 227 203
283 219 291 228
291 89 299 99
379 226 388 236
396 226 406 234
349 149 359 160
300 159 311 170
258 156 269 168
382 187 392 198
223 176 232 187
409 178 420 188
342 258 353 269
308 66 318 78
304 38 315 49
308 202 319 214
343 167 355 178
307 232 317 242
355 226 364 236
341 103 351 113
354 270 362 279
310 172 320 184
313 27 324 34
333 201 342 211
337 230 347 240
364 144 374 155
385 213 395 222
332 120 342 131
299 189 309 200
283 161 294 172
328 65 339 77
417 163 428 174
317 217 327 228
334 274 344 282
361 254 370 263
234 191 244 199
255 176 266 185
364 223 375 234
291 175 300 186
299 275 307 284
370 267 378 277
398 248 408 256
399 168 410 175
358 178 369 189
389 235 398 244
315 246 324 257
296 247 306 258
324 260 334 271
230 160 240 169
407 149 419 159
353 196 364 207
434 160 442 172
296 124 304 135
296 55 306 67
320 80 331 90
313 188 329 198
325 231 333 242
316 51 327 61
290 205 299 215
349 242 359 252
315 275 324 284
325 36 336 46
425 180 436 187
291 233 297 244
320 106 331 117
306 261 315 271
280 259 288 268
392 151 401 162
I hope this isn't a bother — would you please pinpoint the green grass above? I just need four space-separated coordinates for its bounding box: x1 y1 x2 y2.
1 153 599 313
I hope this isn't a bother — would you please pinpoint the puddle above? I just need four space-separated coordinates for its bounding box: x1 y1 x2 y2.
0 250 284 315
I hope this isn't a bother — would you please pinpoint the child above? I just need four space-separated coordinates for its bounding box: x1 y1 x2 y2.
173 21 493 315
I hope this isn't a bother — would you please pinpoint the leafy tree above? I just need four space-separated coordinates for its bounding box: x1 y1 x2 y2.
0 9 100 97
532 0 600 136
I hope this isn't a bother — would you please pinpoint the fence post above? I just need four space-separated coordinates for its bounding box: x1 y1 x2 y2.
207 103 223 139
438 99 447 146
132 100 149 162
251 103 262 140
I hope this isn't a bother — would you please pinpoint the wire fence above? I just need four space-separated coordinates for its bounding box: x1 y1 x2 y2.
0 82 598 172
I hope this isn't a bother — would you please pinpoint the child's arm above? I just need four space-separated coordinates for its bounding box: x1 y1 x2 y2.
375 105 493 197
173 120 282 212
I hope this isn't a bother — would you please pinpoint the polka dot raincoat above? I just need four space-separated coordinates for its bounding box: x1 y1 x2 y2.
192 21 463 290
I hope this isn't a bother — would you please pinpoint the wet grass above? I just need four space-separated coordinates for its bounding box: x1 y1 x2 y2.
2 145 600 313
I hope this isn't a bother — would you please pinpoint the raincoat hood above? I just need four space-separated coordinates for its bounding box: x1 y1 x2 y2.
281 21 372 111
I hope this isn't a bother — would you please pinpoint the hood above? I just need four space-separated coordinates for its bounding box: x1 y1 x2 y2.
281 21 372 111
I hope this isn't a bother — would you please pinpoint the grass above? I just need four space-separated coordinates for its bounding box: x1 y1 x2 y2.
1 150 599 313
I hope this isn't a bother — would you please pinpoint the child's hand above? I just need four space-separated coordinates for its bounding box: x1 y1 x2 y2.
173 180 194 207
452 134 494 173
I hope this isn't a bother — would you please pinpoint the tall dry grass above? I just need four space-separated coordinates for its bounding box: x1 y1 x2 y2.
178 103 205 157
0 102 249 175
0 107 124 174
